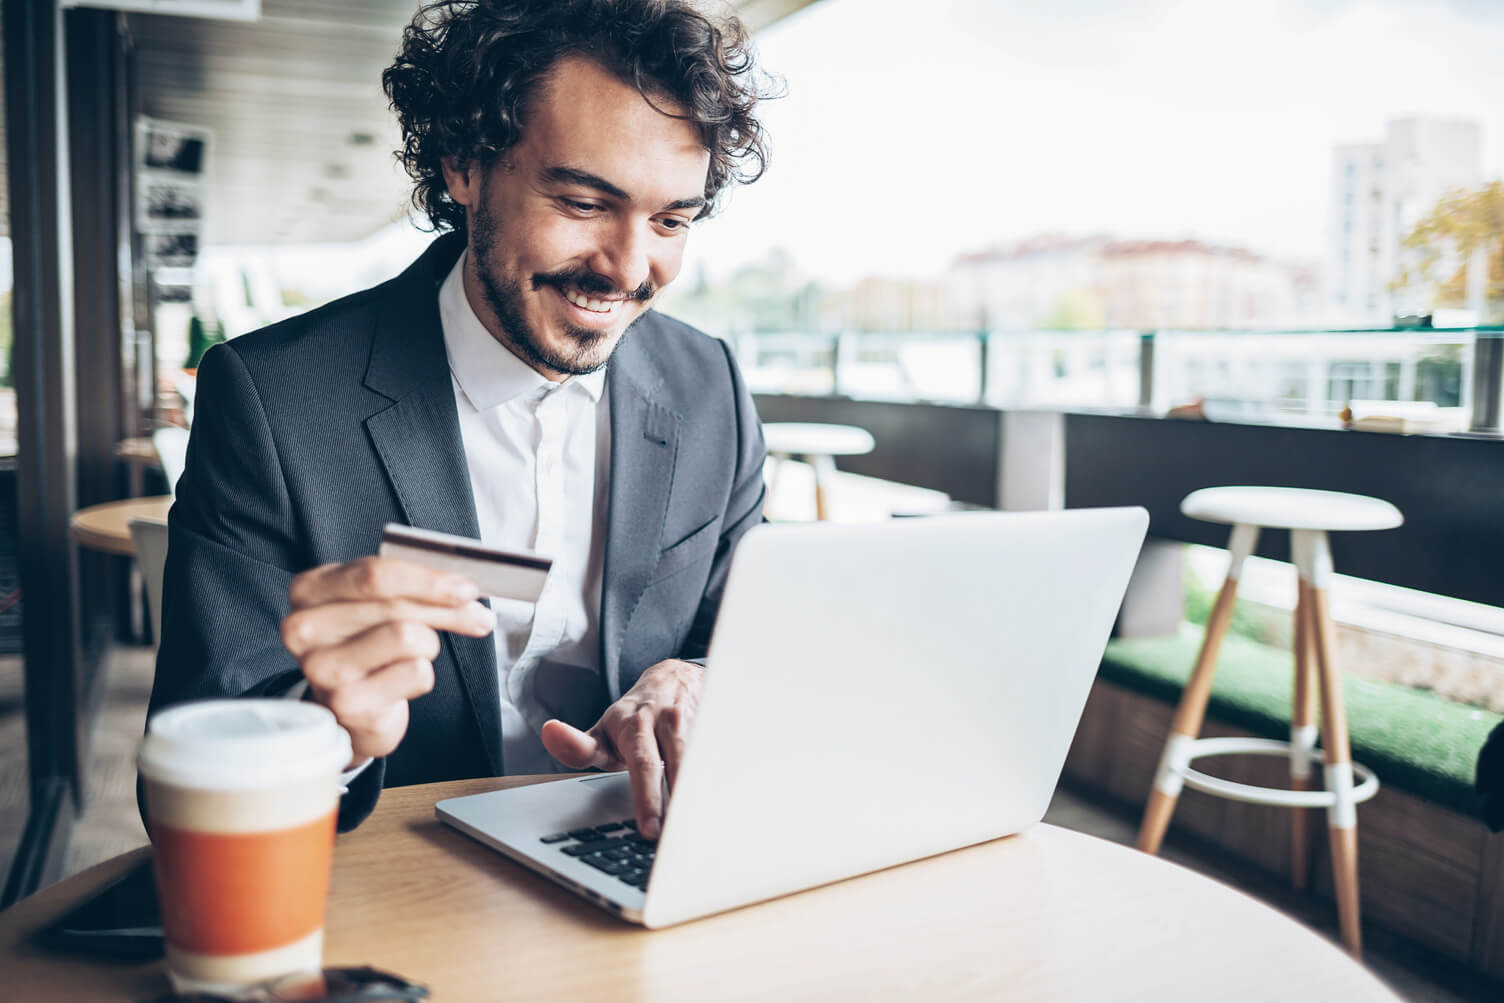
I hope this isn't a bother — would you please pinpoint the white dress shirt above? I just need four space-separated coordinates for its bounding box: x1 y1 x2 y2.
300 250 610 787
437 251 611 776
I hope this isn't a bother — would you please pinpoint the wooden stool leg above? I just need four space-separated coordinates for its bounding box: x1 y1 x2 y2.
1289 574 1319 892
1303 530 1363 957
1138 524 1259 855
766 454 786 514
811 454 837 521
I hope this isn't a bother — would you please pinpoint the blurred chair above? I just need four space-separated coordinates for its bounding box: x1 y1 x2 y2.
763 422 875 521
129 518 170 647
173 370 198 425
152 425 190 496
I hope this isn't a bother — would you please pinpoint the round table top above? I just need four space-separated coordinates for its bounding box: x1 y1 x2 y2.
0 775 1400 1002
1181 486 1404 532
69 495 173 556
762 422 875 457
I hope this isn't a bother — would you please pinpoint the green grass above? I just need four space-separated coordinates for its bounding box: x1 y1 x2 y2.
1184 572 1291 649
1101 626 1501 817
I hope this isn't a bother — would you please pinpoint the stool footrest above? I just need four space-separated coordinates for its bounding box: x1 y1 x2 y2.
1175 737 1380 808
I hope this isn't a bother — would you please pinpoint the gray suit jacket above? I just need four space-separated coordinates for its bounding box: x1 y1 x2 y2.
147 233 766 830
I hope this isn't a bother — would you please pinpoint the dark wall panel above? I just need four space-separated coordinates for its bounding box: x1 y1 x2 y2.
68 8 129 667
1065 413 1504 608
753 395 1000 508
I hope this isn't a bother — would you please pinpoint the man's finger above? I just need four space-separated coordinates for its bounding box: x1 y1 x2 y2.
654 703 689 795
289 556 479 610
302 620 442 693
282 598 493 657
540 719 620 771
324 657 434 742
621 710 666 838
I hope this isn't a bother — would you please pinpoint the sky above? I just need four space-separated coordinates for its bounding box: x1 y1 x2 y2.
680 0 1504 285
66 0 1504 309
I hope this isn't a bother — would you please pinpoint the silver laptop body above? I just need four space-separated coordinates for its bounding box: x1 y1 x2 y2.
436 507 1149 927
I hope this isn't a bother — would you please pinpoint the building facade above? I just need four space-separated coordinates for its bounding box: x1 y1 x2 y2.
1324 117 1481 325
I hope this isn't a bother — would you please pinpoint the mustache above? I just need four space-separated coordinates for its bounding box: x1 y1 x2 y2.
533 267 655 303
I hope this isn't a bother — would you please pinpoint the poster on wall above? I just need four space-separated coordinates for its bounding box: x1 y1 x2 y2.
140 119 210 175
139 179 204 230
135 117 211 268
145 232 200 269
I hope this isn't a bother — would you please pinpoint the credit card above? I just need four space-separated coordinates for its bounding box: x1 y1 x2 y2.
378 523 552 603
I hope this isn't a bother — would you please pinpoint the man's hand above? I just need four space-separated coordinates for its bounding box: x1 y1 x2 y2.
282 557 494 763
540 658 704 838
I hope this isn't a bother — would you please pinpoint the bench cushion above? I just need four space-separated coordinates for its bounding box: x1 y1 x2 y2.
1101 627 1502 817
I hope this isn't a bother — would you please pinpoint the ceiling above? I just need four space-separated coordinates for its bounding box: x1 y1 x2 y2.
123 0 820 247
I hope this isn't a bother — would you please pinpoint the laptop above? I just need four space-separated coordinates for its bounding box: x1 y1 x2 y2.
435 507 1149 927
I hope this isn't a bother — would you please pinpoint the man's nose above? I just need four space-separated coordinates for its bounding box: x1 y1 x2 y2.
587 220 652 296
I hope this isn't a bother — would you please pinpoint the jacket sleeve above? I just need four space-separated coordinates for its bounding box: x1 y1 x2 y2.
145 341 383 831
677 337 767 661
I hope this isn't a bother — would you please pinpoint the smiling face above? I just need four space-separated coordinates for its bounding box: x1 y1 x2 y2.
441 56 711 381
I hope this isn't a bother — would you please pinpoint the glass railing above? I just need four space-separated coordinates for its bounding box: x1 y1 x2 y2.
733 327 1504 434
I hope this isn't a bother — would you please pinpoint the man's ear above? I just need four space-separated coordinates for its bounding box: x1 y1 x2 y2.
440 156 482 211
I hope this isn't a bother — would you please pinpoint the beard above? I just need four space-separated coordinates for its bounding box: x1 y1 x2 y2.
469 194 653 377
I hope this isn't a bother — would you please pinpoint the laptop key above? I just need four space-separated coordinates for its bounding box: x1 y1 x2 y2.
583 855 629 875
602 845 634 860
567 827 601 840
562 839 613 857
539 832 571 844
595 822 626 833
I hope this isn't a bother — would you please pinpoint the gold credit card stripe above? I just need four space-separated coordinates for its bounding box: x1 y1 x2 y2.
378 524 551 602
380 525 553 571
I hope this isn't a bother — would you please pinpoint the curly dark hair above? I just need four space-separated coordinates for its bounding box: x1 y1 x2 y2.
382 0 775 233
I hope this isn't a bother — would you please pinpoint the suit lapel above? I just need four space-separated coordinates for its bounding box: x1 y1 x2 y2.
601 326 680 701
362 234 503 776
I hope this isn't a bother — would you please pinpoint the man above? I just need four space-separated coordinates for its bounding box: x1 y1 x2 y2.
148 0 773 836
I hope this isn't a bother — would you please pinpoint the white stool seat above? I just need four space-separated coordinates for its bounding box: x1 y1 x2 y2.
1181 486 1403 533
762 422 875 457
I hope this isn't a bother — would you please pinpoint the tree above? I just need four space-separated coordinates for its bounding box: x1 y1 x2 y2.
1038 288 1105 331
1393 181 1504 322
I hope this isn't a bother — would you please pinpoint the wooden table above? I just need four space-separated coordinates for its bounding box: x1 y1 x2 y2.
69 495 173 557
0 776 1401 1001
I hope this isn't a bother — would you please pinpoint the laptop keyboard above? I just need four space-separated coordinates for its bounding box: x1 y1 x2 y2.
540 819 655 891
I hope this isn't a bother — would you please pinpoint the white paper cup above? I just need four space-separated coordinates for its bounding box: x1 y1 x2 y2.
138 699 352 995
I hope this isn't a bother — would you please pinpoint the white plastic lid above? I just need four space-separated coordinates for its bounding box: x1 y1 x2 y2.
138 699 353 790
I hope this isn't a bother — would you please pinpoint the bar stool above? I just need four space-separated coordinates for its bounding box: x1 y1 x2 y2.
762 422 875 521
1135 486 1402 957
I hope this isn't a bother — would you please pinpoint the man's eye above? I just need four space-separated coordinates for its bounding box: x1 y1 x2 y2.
565 199 600 213
658 217 691 232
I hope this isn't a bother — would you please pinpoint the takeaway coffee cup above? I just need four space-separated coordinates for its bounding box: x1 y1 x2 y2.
138 699 352 994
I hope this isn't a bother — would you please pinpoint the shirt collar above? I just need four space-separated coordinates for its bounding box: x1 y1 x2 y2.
438 249 607 411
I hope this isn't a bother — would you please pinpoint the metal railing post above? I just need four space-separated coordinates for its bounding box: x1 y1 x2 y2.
1470 333 1503 434
1139 330 1157 410
978 329 990 404
830 330 844 397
